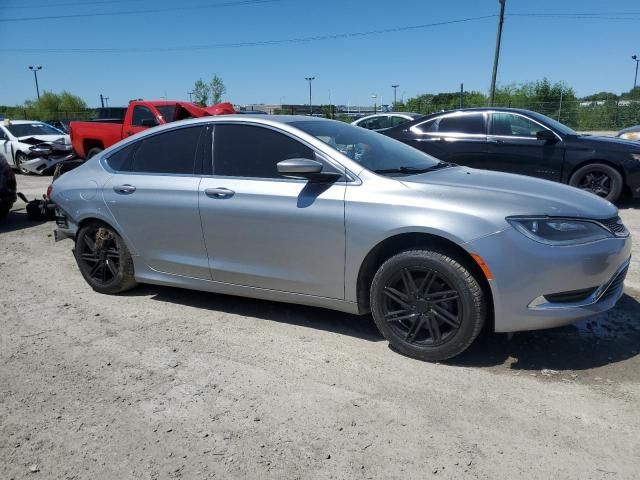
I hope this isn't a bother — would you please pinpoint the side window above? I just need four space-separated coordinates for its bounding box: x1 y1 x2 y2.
128 126 204 174
131 106 158 127
390 116 410 127
490 113 544 138
359 118 380 130
437 113 486 135
416 119 437 133
214 124 314 179
105 143 137 171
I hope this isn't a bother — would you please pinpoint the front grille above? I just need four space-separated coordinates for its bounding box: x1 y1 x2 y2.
599 265 628 301
597 216 628 237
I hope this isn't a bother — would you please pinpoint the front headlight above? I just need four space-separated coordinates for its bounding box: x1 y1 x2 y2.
507 217 613 245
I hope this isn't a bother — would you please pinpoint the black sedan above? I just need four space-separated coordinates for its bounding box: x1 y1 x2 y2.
383 107 640 202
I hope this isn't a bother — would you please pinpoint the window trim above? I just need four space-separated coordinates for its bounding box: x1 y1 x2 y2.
208 121 358 184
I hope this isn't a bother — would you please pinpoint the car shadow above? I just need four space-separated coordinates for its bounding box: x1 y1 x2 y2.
0 209 47 234
618 197 640 210
125 284 640 372
124 284 384 342
447 293 640 372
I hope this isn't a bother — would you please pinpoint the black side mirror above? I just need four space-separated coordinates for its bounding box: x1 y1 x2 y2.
536 129 558 143
277 158 341 182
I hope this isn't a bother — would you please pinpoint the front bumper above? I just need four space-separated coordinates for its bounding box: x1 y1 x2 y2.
467 227 632 332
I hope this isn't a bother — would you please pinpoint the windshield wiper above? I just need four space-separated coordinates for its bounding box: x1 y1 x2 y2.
374 162 456 175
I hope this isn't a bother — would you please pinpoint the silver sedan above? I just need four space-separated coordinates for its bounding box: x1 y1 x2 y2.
51 116 632 361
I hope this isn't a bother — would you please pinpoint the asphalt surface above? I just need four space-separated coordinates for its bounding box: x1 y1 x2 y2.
1 175 639 479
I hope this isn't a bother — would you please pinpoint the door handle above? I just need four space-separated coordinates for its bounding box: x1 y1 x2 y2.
113 184 136 194
205 187 235 198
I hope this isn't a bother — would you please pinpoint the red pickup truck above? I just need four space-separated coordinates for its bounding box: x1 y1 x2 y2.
69 100 235 159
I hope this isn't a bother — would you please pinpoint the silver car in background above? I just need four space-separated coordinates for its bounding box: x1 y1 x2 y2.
51 116 631 361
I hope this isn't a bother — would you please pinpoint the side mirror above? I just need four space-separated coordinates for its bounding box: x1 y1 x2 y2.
277 158 341 181
536 129 558 143
140 118 159 127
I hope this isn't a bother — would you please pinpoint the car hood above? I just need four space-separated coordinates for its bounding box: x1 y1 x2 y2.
567 134 640 151
16 134 70 144
400 166 618 227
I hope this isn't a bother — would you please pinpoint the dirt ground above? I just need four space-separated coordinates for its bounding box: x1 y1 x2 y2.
2 175 640 480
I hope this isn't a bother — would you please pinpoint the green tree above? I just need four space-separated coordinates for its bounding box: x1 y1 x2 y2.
192 79 209 107
209 75 226 104
19 91 88 120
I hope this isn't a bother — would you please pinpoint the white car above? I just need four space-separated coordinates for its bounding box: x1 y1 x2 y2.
351 112 423 131
0 120 70 174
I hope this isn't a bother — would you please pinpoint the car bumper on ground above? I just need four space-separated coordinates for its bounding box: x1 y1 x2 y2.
466 227 632 332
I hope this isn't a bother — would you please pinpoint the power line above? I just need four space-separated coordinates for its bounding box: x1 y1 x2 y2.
0 14 497 52
1 0 155 9
0 0 279 22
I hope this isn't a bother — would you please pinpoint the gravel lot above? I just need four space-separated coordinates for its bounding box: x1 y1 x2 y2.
2 175 640 479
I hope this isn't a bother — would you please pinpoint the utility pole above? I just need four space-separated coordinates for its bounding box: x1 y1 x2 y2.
557 91 563 121
633 55 639 89
305 77 315 115
187 91 195 102
371 94 377 114
100 94 105 108
460 83 464 108
489 0 506 106
392 84 399 108
28 66 42 100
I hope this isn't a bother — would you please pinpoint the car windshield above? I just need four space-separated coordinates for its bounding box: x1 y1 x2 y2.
526 111 578 136
156 105 177 123
6 123 64 137
290 119 444 175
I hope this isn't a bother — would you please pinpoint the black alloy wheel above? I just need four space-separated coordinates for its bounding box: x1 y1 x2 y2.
74 222 137 294
577 171 612 198
370 250 486 362
15 152 30 175
382 267 461 346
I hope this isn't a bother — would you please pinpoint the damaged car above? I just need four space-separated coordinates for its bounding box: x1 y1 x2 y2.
0 120 71 174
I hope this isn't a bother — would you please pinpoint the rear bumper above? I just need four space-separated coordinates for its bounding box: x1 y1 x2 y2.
467 227 632 332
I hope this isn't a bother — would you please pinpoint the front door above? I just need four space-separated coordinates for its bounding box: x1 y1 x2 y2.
487 112 565 180
199 123 346 299
102 125 211 279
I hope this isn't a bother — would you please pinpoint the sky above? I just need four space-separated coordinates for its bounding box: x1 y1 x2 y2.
0 0 639 108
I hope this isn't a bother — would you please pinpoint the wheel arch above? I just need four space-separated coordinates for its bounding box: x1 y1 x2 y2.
83 139 104 157
75 215 137 255
355 232 494 328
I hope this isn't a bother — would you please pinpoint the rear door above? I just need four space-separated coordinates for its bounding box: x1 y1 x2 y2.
198 123 346 298
102 124 211 279
487 112 564 180
403 112 489 165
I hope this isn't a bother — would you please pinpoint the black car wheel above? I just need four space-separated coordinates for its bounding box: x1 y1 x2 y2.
569 163 623 203
370 250 486 362
74 222 137 294
86 147 103 159
15 152 30 175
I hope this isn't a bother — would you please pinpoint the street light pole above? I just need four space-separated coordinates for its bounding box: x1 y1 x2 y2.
392 84 399 108
187 91 194 102
28 66 42 100
489 0 506 106
633 55 639 89
305 77 315 115
371 94 377 114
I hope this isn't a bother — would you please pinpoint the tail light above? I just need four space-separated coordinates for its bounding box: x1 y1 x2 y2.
46 183 53 199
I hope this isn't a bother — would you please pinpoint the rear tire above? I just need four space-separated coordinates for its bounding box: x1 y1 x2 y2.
569 163 623 203
74 222 137 294
370 250 486 362
86 147 103 159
